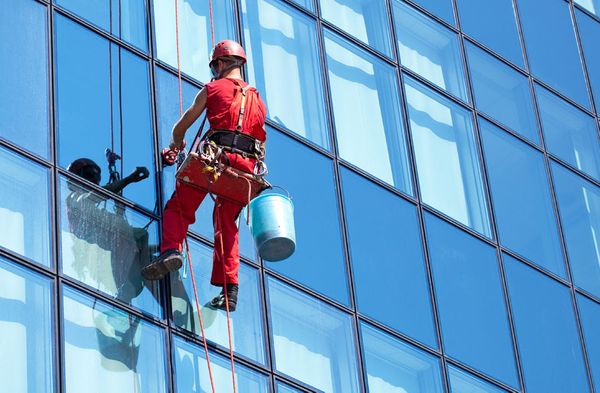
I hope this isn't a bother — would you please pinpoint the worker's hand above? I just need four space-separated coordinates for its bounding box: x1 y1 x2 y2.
129 166 149 182
169 139 186 151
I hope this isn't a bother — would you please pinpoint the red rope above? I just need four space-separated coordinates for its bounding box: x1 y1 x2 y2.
208 0 215 48
174 1 216 391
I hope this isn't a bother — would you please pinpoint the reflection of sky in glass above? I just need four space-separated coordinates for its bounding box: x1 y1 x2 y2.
243 0 329 148
0 258 53 393
154 0 236 82
325 30 412 194
170 239 266 365
448 365 507 393
173 337 269 392
267 277 360 393
0 147 51 267
405 77 490 236
0 0 49 159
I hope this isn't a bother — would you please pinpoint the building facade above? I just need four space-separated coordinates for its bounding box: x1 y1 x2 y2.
1 0 600 391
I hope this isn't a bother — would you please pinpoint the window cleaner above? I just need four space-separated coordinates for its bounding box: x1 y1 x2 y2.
142 40 270 313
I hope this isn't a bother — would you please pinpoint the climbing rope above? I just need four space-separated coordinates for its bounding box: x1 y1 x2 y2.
173 0 216 392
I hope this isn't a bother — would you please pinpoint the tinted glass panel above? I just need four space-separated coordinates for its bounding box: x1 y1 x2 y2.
466 43 539 144
56 0 148 51
55 16 157 210
536 84 600 181
361 322 443 393
517 0 590 109
575 9 600 114
320 0 393 57
405 77 491 236
242 0 329 148
267 277 360 392
341 167 437 348
325 30 413 193
425 213 518 387
411 0 455 25
577 294 600 392
552 163 600 298
504 255 589 393
277 382 302 393
0 0 49 158
0 258 53 393
170 239 266 365
576 0 600 16
0 147 51 267
448 365 507 393
154 0 236 82
173 337 269 392
394 1 468 101
456 0 524 67
480 119 565 277
58 177 161 317
265 129 348 305
62 287 167 393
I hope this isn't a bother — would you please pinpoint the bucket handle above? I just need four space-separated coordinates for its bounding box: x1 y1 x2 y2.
263 185 291 200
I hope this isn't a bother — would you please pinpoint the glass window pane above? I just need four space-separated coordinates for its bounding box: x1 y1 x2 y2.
504 254 589 393
242 0 329 148
276 382 303 393
62 287 167 393
405 77 491 236
320 0 393 57
173 336 269 393
341 167 437 348
456 0 524 68
394 1 468 101
361 322 443 393
0 257 54 393
55 15 157 210
466 42 539 144
58 176 162 317
153 0 236 82
536 84 600 181
267 277 360 392
170 239 266 365
576 0 600 16
575 9 600 114
424 212 518 388
517 0 590 109
411 0 455 25
154 67 256 261
480 119 565 277
325 29 413 194
448 366 507 393
552 162 600 298
0 0 49 158
0 147 51 267
577 294 600 392
55 0 148 51
265 129 349 305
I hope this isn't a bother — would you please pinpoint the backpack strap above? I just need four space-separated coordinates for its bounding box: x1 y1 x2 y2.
236 85 249 131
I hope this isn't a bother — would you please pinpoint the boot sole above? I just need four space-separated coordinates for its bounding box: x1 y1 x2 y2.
142 255 183 281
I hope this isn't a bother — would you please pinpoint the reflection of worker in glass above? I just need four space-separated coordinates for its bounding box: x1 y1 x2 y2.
66 158 152 302
142 40 267 312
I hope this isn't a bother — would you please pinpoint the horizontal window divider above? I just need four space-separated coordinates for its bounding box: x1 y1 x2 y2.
401 67 472 109
152 59 206 90
475 110 543 152
421 204 497 246
33 0 49 6
575 286 600 307
444 357 521 393
461 31 528 75
548 154 600 188
56 167 161 220
263 270 355 315
401 0 459 33
0 247 56 279
573 1 600 33
52 5 151 61
59 275 167 326
272 375 319 393
277 0 318 19
500 246 572 288
0 138 53 168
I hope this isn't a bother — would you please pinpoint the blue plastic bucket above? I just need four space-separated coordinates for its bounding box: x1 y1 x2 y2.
248 190 296 262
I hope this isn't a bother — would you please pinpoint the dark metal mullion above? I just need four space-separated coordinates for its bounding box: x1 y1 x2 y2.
273 375 319 393
576 286 600 308
0 139 53 169
548 153 600 190
452 0 528 389
445 357 520 393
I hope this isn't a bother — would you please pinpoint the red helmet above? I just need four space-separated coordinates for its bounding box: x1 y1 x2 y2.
210 40 247 66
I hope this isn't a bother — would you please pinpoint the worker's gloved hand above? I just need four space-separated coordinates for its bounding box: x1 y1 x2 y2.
162 140 187 166
129 166 149 182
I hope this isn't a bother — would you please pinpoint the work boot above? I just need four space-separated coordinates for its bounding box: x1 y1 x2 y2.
209 284 238 312
141 249 183 281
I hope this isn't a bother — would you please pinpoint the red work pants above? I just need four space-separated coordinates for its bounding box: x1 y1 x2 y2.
161 153 255 286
